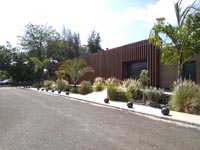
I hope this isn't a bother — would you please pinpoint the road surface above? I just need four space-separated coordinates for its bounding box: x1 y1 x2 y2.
0 88 199 150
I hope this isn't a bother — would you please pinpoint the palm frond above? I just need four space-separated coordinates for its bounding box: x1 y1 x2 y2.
30 57 42 71
59 59 94 85
43 58 50 67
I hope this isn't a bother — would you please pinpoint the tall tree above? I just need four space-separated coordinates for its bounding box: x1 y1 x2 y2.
47 27 81 61
0 70 9 80
62 27 81 58
0 43 35 83
0 45 12 71
149 0 200 81
9 52 34 83
18 23 59 61
87 29 102 53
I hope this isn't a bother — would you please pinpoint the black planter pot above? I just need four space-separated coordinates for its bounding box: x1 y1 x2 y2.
37 88 40 90
41 88 44 91
46 89 49 92
127 102 133 108
58 90 62 94
104 98 109 103
66 91 69 95
161 107 170 115
51 90 54 93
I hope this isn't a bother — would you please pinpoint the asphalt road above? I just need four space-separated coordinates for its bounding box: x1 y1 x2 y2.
0 88 200 150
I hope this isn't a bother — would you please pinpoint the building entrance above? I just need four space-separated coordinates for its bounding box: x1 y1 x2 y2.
126 61 147 80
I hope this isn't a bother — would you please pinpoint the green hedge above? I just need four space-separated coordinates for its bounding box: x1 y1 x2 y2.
107 86 129 102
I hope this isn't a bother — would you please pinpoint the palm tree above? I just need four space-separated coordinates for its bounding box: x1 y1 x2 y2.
60 59 94 87
30 57 50 82
149 0 199 81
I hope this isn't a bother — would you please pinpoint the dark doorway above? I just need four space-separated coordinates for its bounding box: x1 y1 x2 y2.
183 61 196 82
126 61 147 80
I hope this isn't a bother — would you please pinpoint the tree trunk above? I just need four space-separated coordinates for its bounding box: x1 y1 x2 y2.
178 53 184 83
74 78 77 88
142 86 146 104
74 83 77 88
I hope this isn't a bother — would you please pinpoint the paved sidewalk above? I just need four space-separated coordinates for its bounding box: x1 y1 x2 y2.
31 88 200 128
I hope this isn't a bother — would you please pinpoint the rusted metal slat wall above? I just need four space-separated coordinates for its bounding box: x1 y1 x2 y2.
80 39 160 87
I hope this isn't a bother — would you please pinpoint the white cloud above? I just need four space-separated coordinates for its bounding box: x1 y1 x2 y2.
0 0 196 49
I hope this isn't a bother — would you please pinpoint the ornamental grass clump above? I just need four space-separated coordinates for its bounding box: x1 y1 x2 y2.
107 86 129 102
44 80 55 90
56 79 70 92
78 80 93 95
93 77 105 92
125 79 142 101
106 78 130 102
122 78 140 87
145 87 164 105
105 77 120 88
170 80 200 114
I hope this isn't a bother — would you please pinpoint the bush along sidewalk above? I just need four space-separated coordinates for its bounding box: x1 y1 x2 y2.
170 80 200 115
56 79 70 94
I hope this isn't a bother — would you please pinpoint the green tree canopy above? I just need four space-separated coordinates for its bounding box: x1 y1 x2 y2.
47 27 81 61
9 52 34 83
18 23 59 61
0 44 13 71
0 70 9 80
149 0 200 80
87 29 102 53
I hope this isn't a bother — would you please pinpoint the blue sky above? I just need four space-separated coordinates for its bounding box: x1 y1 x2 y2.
0 0 198 49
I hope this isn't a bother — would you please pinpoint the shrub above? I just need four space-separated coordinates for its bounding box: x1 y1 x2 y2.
93 77 105 92
78 80 93 95
105 77 120 88
33 82 42 89
123 79 142 101
56 79 69 91
107 86 129 102
128 85 143 101
70 87 78 93
145 87 164 103
44 80 55 90
170 80 200 114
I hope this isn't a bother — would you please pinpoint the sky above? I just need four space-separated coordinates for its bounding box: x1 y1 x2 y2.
0 0 199 49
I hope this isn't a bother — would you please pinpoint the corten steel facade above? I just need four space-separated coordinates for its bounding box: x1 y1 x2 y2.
80 39 161 87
